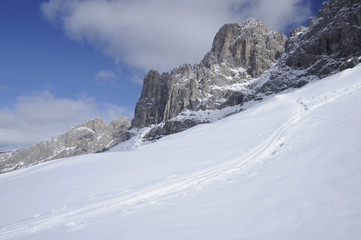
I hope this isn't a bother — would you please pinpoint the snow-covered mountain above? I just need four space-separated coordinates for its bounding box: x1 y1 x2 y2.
131 19 287 130
0 117 129 174
1 64 361 240
1 0 360 238
1 0 360 174
131 0 361 140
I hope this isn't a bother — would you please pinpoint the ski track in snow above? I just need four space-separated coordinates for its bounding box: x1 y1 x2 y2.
1 77 361 238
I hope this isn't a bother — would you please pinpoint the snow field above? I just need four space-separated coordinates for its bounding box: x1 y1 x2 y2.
1 65 361 239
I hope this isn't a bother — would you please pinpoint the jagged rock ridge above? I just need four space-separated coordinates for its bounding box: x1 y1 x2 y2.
258 0 361 94
131 0 361 140
132 19 287 133
0 117 130 173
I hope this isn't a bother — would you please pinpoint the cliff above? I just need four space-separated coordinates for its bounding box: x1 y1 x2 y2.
130 0 361 140
132 19 287 136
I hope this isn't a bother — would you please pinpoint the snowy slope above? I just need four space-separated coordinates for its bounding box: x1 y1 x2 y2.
1 66 361 240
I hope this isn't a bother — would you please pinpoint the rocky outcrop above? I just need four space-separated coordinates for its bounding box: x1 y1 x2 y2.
202 20 287 78
131 0 361 140
258 0 361 94
288 0 361 69
132 19 287 131
0 117 130 173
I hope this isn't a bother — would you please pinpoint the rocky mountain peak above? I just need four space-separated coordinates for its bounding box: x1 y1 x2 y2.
0 117 130 173
257 0 361 94
131 0 361 140
203 18 287 78
131 18 287 132
206 23 241 64
208 19 269 59
285 0 361 71
109 116 131 132
318 0 361 18
75 117 106 132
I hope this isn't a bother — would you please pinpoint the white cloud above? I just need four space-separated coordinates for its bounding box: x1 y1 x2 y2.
95 70 116 84
0 91 131 148
15 91 97 125
41 0 311 73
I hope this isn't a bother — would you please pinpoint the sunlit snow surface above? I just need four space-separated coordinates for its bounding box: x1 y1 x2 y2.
1 66 361 239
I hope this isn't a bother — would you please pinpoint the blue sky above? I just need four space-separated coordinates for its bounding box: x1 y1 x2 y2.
0 0 325 148
0 0 141 113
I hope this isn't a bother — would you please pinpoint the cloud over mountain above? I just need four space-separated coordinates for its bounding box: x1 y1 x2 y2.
41 0 311 72
0 91 132 148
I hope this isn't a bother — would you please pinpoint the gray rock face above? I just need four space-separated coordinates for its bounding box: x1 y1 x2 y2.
288 0 361 69
132 0 361 140
0 117 130 173
132 19 287 130
289 26 308 38
203 19 287 78
258 0 361 94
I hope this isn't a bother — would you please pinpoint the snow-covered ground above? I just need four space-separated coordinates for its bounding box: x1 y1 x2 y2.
1 65 361 240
